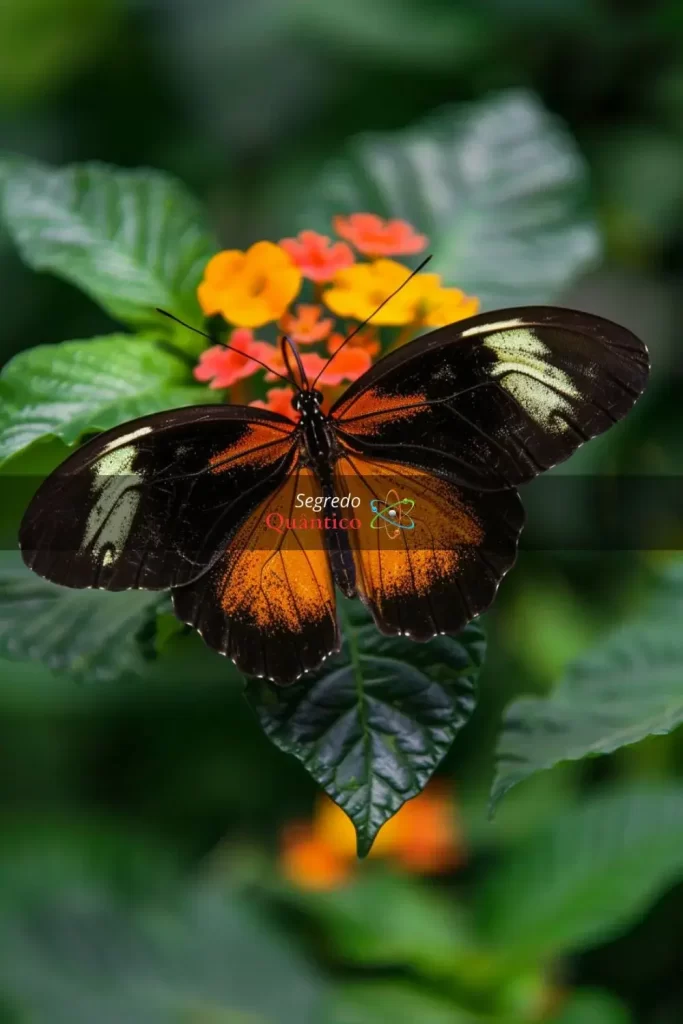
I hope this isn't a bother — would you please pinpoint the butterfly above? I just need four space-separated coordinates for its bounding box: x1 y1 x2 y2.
19 280 650 685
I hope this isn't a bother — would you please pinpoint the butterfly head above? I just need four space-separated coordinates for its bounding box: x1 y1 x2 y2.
292 389 324 415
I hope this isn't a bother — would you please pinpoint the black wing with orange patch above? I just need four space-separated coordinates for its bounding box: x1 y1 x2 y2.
20 405 297 590
173 462 339 684
331 307 649 490
334 452 524 640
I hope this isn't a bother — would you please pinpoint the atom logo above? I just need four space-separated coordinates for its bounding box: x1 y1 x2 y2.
369 489 415 538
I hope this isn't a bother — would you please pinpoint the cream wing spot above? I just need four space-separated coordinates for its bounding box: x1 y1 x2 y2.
484 328 585 434
84 445 141 566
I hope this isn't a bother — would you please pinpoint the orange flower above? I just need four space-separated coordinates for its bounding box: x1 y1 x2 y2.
328 327 380 359
280 781 465 889
250 386 297 419
318 344 372 385
264 349 328 384
197 242 301 328
280 304 333 344
193 328 280 389
325 259 478 328
315 782 463 873
279 230 355 282
280 823 351 890
334 213 427 257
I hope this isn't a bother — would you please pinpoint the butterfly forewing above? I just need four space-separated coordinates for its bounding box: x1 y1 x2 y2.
331 307 649 490
19 406 297 590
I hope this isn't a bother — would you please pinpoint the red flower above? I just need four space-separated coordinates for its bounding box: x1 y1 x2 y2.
193 328 279 389
264 348 328 384
250 387 298 419
279 230 355 283
317 344 372 385
328 327 380 359
280 304 333 344
333 213 427 257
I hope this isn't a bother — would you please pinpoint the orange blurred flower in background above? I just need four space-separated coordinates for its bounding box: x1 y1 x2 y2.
279 230 355 282
250 386 298 418
328 327 381 359
280 780 465 890
193 329 279 389
280 823 352 891
264 348 328 384
319 342 372 385
280 304 333 344
334 213 428 257
197 242 301 328
262 344 369 388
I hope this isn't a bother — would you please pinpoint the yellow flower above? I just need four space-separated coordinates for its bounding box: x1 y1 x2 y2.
197 241 302 328
421 286 480 327
324 258 478 327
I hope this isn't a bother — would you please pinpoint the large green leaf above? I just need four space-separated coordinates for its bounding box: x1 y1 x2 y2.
0 831 323 1024
290 0 492 70
327 982 478 1024
552 990 632 1024
298 90 599 308
248 601 482 857
491 563 683 807
1 160 216 332
0 553 162 682
0 334 216 466
478 786 683 962
278 873 475 975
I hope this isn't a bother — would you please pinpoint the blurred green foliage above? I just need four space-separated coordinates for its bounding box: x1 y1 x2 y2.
1 0 683 1021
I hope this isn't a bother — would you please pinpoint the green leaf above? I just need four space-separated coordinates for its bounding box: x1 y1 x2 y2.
327 981 478 1024
491 562 683 807
298 90 599 308
478 786 683 962
290 0 492 71
0 333 216 466
1 160 216 332
0 831 323 1024
247 601 482 857
0 552 162 682
552 990 632 1024
279 873 475 976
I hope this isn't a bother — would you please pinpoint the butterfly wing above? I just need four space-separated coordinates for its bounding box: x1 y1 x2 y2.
172 462 339 683
331 307 650 490
19 405 298 590
335 452 523 640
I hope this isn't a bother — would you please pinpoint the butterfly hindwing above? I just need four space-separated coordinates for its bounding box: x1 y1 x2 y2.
331 307 649 490
334 451 524 640
19 405 297 590
172 462 339 683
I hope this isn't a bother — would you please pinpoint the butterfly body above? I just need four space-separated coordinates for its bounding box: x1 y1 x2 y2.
293 388 359 601
19 306 650 685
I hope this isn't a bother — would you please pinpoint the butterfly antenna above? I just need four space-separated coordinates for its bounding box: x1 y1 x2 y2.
280 335 310 391
156 309 300 390
311 254 433 388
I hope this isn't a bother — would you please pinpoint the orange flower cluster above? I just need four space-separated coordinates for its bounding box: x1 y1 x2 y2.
193 214 479 414
280 781 465 890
